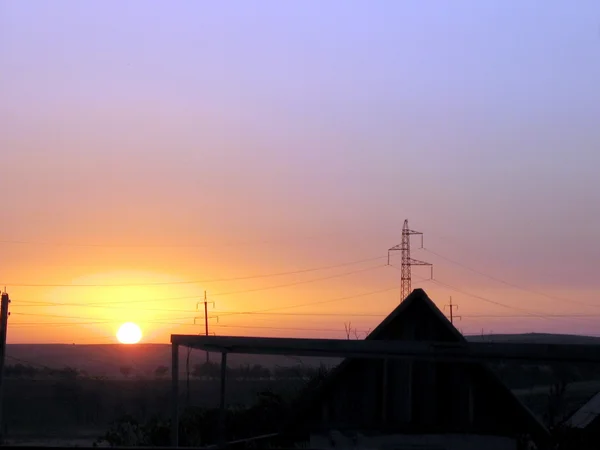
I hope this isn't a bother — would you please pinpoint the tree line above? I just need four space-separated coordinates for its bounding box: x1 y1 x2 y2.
155 361 328 381
5 363 81 379
5 361 329 381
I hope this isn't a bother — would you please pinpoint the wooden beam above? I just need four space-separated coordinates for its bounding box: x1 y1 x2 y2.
171 334 600 364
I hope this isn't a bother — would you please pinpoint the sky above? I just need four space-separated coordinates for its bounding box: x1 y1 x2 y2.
1 0 600 344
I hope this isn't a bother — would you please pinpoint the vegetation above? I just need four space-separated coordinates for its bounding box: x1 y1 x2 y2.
1 362 328 440
98 391 290 447
98 364 330 447
5 359 600 448
491 362 600 390
4 364 81 380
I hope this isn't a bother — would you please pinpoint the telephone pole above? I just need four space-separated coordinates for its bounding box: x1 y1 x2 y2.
185 291 216 406
388 220 433 301
444 296 461 324
0 291 11 442
196 291 215 364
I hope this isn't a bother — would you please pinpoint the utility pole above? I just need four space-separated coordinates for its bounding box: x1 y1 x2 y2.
388 219 433 301
185 292 216 406
0 291 10 442
196 291 215 364
444 296 461 324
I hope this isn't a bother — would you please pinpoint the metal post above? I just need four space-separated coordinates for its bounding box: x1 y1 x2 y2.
185 348 191 407
218 352 227 447
204 299 209 363
171 343 179 447
0 292 10 443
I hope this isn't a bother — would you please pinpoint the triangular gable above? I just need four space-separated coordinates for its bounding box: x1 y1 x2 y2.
365 287 464 341
283 289 551 448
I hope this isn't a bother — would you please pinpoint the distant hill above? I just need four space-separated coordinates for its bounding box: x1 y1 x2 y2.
7 333 600 378
467 332 600 345
5 343 334 378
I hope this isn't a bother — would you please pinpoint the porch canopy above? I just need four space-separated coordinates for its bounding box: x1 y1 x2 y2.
169 334 600 447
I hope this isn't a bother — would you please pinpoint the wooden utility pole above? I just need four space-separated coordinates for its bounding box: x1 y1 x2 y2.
444 296 461 324
203 292 209 363
0 291 11 442
186 292 215 406
196 291 215 364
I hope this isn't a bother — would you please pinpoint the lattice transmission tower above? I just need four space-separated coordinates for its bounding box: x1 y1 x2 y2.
388 219 433 300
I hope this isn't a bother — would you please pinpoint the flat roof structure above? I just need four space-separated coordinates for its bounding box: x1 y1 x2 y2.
171 334 600 364
169 335 600 447
169 289 600 448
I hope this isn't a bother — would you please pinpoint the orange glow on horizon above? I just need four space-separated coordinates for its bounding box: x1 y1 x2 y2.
4 247 600 344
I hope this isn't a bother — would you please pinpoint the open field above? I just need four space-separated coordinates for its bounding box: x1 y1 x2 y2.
516 379 600 422
5 333 600 442
6 343 335 379
2 377 305 440
8 333 600 378
468 333 600 345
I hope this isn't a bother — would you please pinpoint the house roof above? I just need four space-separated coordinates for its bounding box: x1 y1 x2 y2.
565 391 600 429
283 288 551 447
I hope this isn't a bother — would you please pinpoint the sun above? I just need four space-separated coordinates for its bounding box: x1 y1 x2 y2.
117 322 142 344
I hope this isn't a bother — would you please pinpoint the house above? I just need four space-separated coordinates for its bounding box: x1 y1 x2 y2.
280 288 552 450
559 390 600 448
564 390 600 431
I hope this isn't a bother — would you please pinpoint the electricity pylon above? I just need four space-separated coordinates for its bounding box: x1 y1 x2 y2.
388 219 433 300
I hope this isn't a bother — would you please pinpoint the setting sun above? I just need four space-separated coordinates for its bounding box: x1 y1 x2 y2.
117 322 142 344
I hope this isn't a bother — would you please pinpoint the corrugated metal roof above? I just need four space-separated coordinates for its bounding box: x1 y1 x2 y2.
566 391 600 429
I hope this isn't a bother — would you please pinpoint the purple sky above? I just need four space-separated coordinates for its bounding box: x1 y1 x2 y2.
1 1 600 343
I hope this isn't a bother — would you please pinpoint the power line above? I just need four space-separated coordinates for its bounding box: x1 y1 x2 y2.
0 255 386 287
0 231 342 249
10 321 112 327
10 284 398 322
429 279 599 324
156 322 370 334
430 279 552 317
388 264 541 317
198 311 600 319
13 301 200 315
213 286 399 318
210 264 385 297
17 284 398 314
10 286 398 323
17 294 202 307
10 268 390 316
422 248 600 309
404 266 599 325
7 287 400 329
9 312 188 322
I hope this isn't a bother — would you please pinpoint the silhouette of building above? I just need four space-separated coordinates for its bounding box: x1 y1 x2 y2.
561 390 600 448
565 390 600 430
280 289 552 450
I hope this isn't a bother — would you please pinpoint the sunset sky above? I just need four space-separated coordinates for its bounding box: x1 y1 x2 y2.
1 1 599 344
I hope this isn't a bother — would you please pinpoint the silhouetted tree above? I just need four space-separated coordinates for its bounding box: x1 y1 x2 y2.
60 366 79 380
154 365 169 378
192 361 220 379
